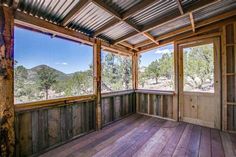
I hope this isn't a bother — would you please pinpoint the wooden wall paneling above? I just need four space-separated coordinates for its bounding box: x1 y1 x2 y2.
136 93 140 113
149 94 154 115
147 94 150 114
72 103 82 136
31 110 39 154
15 114 20 156
48 108 60 146
160 95 164 117
224 22 236 131
19 112 32 156
222 25 227 131
38 109 49 151
113 96 121 120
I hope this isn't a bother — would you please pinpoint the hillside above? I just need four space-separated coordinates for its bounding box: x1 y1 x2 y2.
27 64 70 81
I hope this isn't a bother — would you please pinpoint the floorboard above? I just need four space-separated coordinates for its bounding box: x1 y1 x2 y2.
40 114 236 157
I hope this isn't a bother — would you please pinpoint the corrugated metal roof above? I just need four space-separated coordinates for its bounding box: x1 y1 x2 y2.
102 0 142 14
127 34 148 45
17 0 80 24
2 0 236 47
193 0 236 22
149 15 190 37
128 0 179 27
99 22 135 40
67 2 113 36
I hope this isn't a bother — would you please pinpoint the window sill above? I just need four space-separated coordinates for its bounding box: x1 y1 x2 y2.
135 89 175 95
14 94 96 112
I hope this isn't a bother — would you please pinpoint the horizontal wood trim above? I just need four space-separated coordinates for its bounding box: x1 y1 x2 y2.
101 90 134 97
135 89 175 95
183 91 215 96
227 102 236 105
15 95 96 112
14 11 133 56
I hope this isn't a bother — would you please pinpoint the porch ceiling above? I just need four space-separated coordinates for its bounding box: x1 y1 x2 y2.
2 0 236 52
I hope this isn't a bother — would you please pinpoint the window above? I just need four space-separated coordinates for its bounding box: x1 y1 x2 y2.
101 51 132 92
138 44 174 91
14 27 93 104
183 43 214 92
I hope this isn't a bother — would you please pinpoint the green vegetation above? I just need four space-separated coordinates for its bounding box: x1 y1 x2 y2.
183 44 214 91
139 44 214 92
139 52 174 90
14 52 132 103
102 52 132 92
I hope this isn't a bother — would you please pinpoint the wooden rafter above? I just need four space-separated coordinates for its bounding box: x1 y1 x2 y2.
14 11 133 56
138 16 236 53
61 0 91 26
92 0 159 46
113 0 217 44
142 32 159 45
93 0 159 37
119 41 139 52
176 0 184 15
189 12 195 32
134 8 236 49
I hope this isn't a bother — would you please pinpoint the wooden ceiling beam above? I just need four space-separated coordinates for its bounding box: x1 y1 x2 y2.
176 0 184 15
92 0 122 20
119 41 139 51
189 12 195 32
93 0 160 36
142 32 159 45
61 0 91 26
113 0 218 44
92 0 159 46
14 11 133 56
138 16 236 53
134 9 236 48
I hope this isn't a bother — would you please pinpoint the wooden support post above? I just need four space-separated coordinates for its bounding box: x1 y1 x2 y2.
93 39 102 130
189 12 196 33
173 42 179 121
0 6 15 157
132 52 138 90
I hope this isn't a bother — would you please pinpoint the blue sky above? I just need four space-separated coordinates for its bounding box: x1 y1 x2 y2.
139 44 174 67
14 27 93 74
15 27 173 73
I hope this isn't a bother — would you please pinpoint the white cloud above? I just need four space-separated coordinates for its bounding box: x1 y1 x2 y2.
56 62 68 65
155 48 173 54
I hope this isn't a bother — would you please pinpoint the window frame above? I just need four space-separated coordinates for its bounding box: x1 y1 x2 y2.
101 49 133 93
14 26 95 105
137 44 176 92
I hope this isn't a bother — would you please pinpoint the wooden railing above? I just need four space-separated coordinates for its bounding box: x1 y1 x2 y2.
14 95 96 157
135 89 175 121
14 89 177 156
101 90 135 126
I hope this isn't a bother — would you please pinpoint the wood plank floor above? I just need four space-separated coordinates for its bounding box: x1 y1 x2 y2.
40 114 236 157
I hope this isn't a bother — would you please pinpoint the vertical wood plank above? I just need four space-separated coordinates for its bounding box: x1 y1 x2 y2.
19 112 32 156
160 95 164 117
48 108 60 146
38 109 48 151
31 111 39 154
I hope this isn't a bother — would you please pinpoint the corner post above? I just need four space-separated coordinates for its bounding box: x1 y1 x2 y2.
132 52 138 90
93 39 102 130
0 6 15 157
